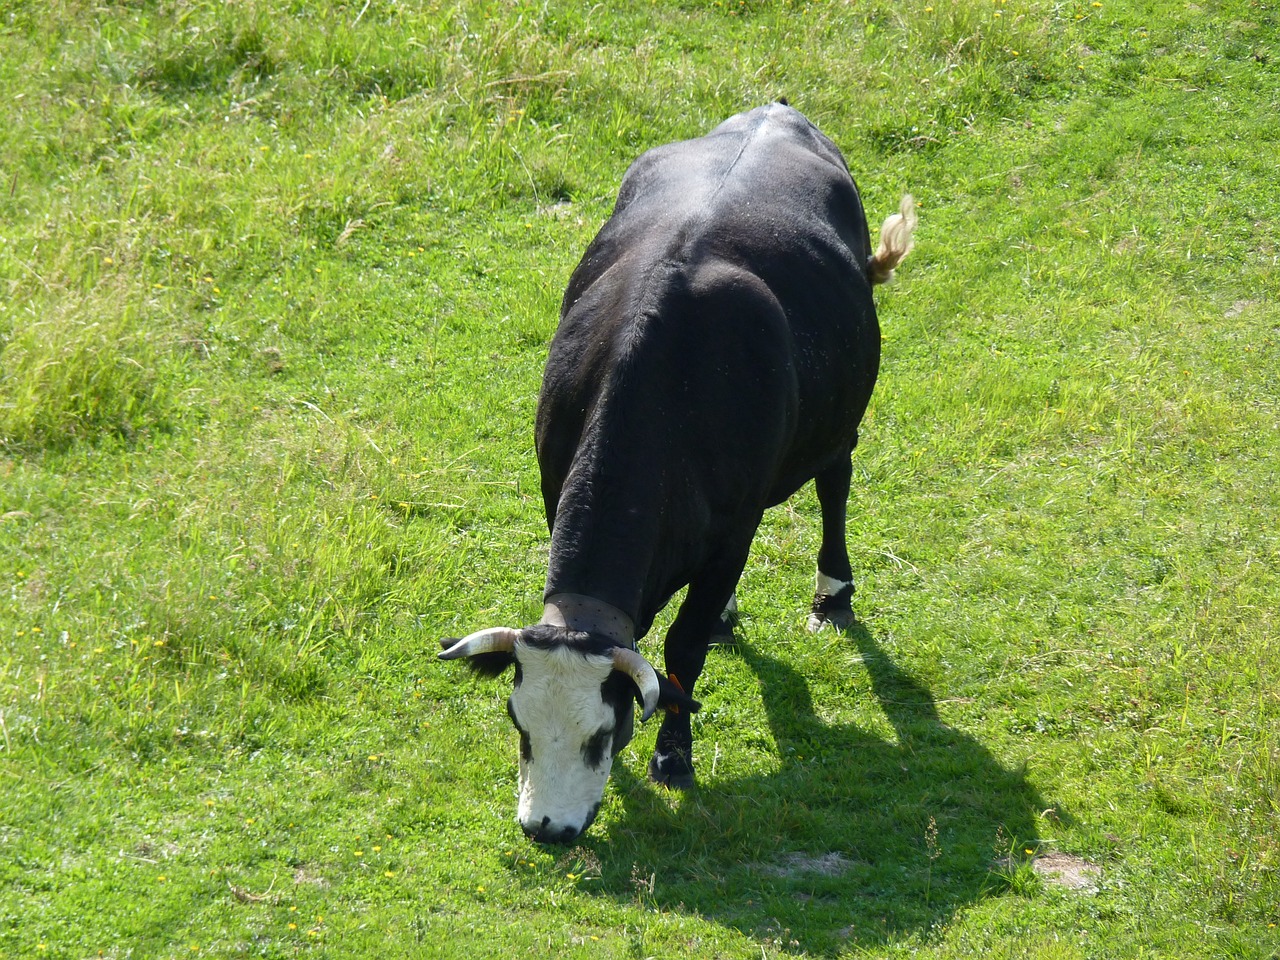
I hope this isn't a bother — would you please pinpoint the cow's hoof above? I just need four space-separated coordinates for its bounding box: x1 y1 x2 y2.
648 753 696 791
807 608 854 632
709 617 737 646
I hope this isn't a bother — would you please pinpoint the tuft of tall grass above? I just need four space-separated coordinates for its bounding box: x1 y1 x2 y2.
0 286 182 448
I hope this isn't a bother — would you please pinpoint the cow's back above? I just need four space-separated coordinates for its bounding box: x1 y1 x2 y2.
565 105 874 312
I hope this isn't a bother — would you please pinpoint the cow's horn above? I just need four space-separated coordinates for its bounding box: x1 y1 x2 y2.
438 627 520 661
612 647 661 722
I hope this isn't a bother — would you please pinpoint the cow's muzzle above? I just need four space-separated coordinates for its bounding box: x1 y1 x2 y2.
520 804 600 845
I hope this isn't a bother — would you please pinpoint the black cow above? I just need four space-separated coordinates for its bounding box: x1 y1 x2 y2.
441 102 915 843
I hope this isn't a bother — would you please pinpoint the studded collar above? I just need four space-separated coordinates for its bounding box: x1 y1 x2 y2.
542 593 636 649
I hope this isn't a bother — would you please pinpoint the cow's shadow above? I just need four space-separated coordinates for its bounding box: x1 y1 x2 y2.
588 619 1057 955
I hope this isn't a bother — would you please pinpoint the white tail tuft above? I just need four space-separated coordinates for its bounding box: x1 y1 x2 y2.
868 194 917 286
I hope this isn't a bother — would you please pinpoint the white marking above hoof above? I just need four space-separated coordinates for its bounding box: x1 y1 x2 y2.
721 593 739 619
815 572 854 598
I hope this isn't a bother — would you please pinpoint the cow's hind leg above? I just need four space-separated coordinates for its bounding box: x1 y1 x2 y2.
711 592 738 643
808 454 856 632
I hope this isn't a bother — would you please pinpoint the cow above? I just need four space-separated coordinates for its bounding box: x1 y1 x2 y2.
440 101 916 844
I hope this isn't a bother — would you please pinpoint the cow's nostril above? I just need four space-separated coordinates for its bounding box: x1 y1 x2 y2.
521 816 551 840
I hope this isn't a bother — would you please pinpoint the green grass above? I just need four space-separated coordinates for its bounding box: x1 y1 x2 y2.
2 0 1278 956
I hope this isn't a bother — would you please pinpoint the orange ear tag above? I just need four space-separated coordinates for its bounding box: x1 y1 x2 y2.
667 673 685 714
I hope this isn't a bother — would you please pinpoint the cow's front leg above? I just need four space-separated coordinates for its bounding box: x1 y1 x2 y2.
649 617 710 790
648 556 748 789
650 707 696 790
807 454 857 631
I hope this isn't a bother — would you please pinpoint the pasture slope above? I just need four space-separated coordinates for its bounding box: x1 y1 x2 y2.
1 0 1277 957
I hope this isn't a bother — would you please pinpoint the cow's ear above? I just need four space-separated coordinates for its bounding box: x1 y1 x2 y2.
463 649 517 679
439 630 519 679
656 674 701 715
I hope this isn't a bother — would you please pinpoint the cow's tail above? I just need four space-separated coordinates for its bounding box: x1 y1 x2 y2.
867 194 917 285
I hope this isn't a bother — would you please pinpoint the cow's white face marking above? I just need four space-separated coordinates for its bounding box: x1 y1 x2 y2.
508 644 631 842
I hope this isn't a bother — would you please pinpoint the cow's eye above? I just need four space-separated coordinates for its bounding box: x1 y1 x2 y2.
580 726 613 769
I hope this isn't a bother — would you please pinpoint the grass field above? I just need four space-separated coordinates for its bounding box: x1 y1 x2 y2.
2 0 1278 956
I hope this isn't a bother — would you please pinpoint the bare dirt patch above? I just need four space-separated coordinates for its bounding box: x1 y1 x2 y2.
756 852 859 878
1225 299 1259 318
1030 852 1102 893
292 864 330 888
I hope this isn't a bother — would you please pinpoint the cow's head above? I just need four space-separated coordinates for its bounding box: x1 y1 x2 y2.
439 623 698 843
